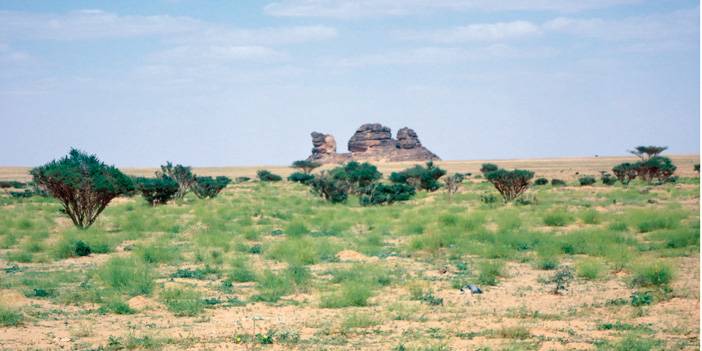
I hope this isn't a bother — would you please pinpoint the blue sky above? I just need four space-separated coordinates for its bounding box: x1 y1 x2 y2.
1 0 699 167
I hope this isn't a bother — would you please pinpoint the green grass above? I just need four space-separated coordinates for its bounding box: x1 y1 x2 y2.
0 304 26 327
159 286 205 317
630 261 675 288
575 258 606 280
96 256 155 297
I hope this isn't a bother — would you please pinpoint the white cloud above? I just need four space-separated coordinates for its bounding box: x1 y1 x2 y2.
543 8 699 42
264 0 639 18
397 21 542 43
148 45 290 64
331 45 558 66
0 10 337 45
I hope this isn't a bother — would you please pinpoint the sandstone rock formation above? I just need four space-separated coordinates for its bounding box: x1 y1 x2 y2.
307 123 440 164
311 132 337 155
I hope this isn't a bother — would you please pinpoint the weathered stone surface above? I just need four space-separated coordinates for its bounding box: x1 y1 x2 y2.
306 123 440 164
396 127 421 149
311 132 336 155
348 123 395 152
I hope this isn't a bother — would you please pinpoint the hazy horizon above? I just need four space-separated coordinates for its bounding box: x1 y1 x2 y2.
1 1 699 168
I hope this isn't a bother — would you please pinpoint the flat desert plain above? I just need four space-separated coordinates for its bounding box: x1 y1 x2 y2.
0 155 699 351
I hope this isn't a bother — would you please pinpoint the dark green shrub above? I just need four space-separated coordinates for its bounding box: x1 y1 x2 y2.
287 172 314 185
309 174 348 203
480 163 499 176
74 240 92 257
330 161 382 194
634 156 676 184
534 178 549 185
630 291 653 307
359 183 415 206
192 176 231 199
551 179 566 186
291 160 322 175
485 168 534 202
257 170 282 182
235 177 250 182
159 162 196 199
135 175 179 206
601 173 617 186
612 162 637 185
389 162 446 192
0 181 26 189
695 164 700 173
9 190 32 198
578 176 596 186
30 148 134 228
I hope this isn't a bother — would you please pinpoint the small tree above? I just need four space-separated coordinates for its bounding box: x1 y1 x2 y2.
309 173 348 203
484 168 534 202
288 172 315 184
612 162 637 185
30 149 134 228
629 146 668 161
159 162 196 199
291 160 322 175
578 176 596 186
442 173 464 199
329 161 382 194
135 175 179 205
546 267 574 295
192 176 231 199
390 162 446 192
600 173 617 186
634 156 676 184
257 170 283 182
480 163 499 176
360 183 416 206
534 178 549 185
695 164 700 173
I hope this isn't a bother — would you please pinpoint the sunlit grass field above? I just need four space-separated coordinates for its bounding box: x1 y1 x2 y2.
0 156 699 350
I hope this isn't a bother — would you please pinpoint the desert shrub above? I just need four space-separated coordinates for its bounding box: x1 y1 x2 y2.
9 190 32 198
250 269 294 303
695 164 700 173
0 304 25 327
542 211 573 227
235 177 250 182
442 173 464 198
484 168 534 202
309 174 348 203
634 156 676 184
287 172 314 184
159 286 205 317
257 170 282 182
319 282 374 308
389 162 446 192
158 162 196 199
291 160 322 175
0 181 26 189
480 163 499 176
359 183 415 206
576 258 605 280
476 260 505 286
551 179 566 186
612 162 638 185
30 148 134 228
134 175 179 206
192 176 231 199
578 176 596 186
229 256 256 282
534 178 549 185
630 262 674 288
97 257 155 297
333 161 383 193
578 209 602 225
601 173 617 186
135 245 181 264
546 267 574 294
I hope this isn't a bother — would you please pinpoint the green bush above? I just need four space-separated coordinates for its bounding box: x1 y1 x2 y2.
601 173 617 186
389 162 446 192
484 167 534 202
476 260 505 286
542 212 573 227
192 176 231 199
309 174 348 203
578 176 596 186
0 304 25 327
630 262 674 287
287 172 314 184
634 156 676 184
330 161 383 194
359 183 415 206
576 258 605 280
480 163 499 176
551 179 566 186
97 257 155 297
159 162 196 199
30 148 134 228
257 170 283 182
612 163 638 185
534 178 549 185
159 287 205 317
134 175 179 206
